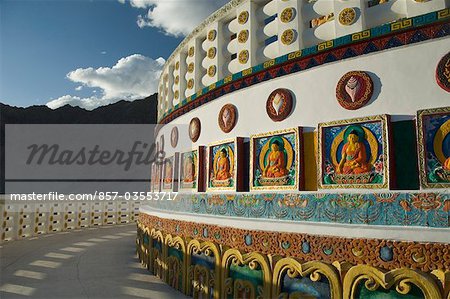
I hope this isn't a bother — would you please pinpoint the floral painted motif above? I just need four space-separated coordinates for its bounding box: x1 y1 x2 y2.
145 192 449 228
417 107 450 188
319 115 390 189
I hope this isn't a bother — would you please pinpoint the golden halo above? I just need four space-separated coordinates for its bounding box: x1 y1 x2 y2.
433 119 450 165
188 47 195 57
175 61 180 70
330 127 378 168
175 75 179 84
258 137 294 171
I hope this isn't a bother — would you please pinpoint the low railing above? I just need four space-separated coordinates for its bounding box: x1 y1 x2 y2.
0 196 140 243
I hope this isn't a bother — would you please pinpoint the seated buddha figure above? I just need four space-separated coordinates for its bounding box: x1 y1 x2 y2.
215 148 231 180
183 156 194 183
164 161 173 184
338 130 370 174
263 140 289 178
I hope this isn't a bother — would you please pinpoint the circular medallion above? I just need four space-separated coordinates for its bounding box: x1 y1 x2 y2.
238 30 249 43
188 46 195 57
187 78 194 89
339 8 356 26
281 29 296 45
175 61 180 70
336 71 374 110
238 50 249 64
436 52 450 92
218 104 237 133
280 7 295 23
208 29 216 41
266 88 293 122
175 75 179 84
238 11 249 24
171 127 179 148
188 62 194 73
208 65 216 77
208 47 216 59
174 90 179 100
189 117 201 142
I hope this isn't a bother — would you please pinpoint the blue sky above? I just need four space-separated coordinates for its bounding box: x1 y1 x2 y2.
1 0 227 109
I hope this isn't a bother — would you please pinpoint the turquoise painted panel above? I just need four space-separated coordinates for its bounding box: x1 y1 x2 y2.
148 192 449 228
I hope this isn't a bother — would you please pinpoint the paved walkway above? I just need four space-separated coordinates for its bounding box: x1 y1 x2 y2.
0 224 189 298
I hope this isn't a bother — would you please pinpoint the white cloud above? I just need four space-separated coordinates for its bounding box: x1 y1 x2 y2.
118 0 125 3
125 0 229 37
101 51 107 55
47 54 165 110
75 86 83 91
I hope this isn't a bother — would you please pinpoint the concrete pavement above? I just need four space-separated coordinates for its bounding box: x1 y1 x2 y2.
0 224 189 299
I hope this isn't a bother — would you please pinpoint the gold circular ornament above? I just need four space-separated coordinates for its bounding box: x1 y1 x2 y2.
281 29 296 45
175 75 179 84
174 90 179 99
175 61 180 70
238 11 249 24
208 65 216 77
208 47 216 59
238 30 249 43
208 29 217 41
238 50 249 64
188 46 195 57
187 79 194 89
339 8 356 26
280 7 295 23
188 62 194 73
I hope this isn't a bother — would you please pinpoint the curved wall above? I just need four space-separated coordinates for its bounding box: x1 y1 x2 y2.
158 38 449 158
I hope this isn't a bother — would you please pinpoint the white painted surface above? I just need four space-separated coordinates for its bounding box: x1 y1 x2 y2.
158 0 449 119
157 38 450 147
140 205 450 243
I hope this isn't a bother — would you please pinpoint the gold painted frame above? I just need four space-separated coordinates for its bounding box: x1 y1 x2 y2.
272 257 342 299
151 162 162 193
162 153 179 192
221 248 272 299
318 114 391 189
250 127 302 191
343 265 441 298
178 148 202 192
186 239 221 299
416 106 450 189
207 138 243 192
